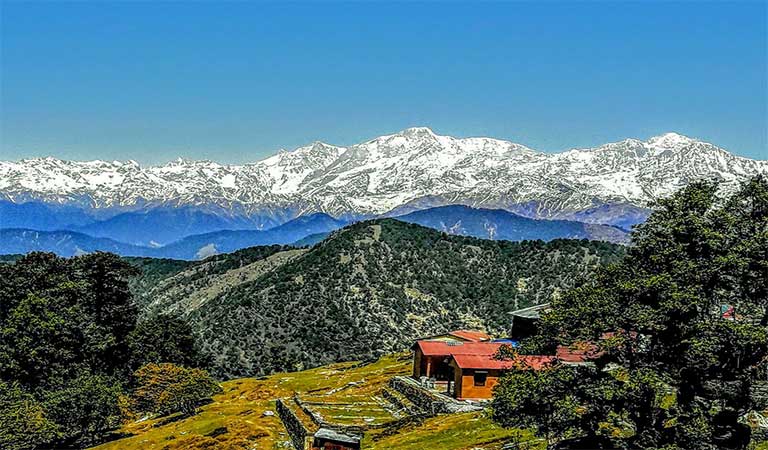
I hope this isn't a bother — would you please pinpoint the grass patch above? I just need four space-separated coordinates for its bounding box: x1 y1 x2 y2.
363 412 543 450
91 353 533 450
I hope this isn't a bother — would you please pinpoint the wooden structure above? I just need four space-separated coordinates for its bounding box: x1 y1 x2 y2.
412 330 554 400
412 340 503 386
411 330 492 392
449 354 554 400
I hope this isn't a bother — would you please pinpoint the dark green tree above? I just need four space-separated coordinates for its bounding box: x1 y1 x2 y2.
0 381 60 450
70 252 139 377
0 293 81 389
128 314 208 370
0 251 208 449
42 372 123 447
494 176 768 450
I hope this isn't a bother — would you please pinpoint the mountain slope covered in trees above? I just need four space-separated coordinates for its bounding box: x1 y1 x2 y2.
152 220 625 378
130 245 302 316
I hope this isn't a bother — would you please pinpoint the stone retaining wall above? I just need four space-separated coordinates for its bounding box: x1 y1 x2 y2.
276 398 311 450
389 376 483 415
296 396 369 436
381 387 420 415
295 396 324 427
751 381 768 410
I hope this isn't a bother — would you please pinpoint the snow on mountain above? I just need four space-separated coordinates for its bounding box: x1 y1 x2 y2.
1 128 765 224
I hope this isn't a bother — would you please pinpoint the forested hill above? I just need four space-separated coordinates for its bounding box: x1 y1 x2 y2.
174 219 624 378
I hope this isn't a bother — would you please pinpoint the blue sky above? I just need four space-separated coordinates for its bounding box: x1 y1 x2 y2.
1 1 766 164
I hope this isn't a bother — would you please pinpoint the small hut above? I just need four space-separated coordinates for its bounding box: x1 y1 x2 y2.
312 427 361 450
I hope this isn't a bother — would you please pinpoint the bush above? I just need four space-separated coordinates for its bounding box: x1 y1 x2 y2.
133 363 221 416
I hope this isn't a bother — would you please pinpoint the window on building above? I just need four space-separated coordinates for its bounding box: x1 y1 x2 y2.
474 371 488 387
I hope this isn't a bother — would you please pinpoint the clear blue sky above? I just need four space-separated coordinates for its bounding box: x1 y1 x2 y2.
1 1 766 164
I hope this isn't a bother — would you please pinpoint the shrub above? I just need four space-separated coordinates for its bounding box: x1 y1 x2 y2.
133 363 221 416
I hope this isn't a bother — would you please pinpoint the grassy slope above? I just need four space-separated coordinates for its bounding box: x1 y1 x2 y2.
365 413 540 450
138 248 307 316
92 353 536 450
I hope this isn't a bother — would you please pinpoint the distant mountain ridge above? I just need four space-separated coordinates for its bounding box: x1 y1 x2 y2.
75 207 265 246
396 205 629 243
156 212 348 259
2 128 763 232
0 228 151 257
0 206 632 259
0 213 347 259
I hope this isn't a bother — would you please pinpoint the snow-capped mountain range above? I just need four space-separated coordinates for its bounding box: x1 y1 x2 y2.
2 127 766 226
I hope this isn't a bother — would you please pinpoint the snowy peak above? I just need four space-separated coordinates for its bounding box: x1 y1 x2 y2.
647 132 697 149
1 129 765 219
400 126 438 138
374 126 438 141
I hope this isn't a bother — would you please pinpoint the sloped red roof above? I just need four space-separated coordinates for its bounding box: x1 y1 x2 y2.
556 343 600 363
452 354 555 370
556 331 637 363
448 330 491 342
416 340 503 357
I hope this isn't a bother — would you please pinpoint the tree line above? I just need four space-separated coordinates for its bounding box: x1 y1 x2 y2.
0 252 219 450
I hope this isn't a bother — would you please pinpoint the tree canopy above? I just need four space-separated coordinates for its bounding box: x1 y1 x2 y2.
493 176 768 450
0 252 208 449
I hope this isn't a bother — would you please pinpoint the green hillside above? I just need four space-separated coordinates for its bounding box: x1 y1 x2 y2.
155 219 624 378
91 353 539 450
126 245 297 315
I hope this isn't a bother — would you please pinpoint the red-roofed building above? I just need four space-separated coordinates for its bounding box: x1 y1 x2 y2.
412 340 503 383
420 329 492 343
449 354 554 400
556 331 637 364
556 341 601 364
411 332 553 400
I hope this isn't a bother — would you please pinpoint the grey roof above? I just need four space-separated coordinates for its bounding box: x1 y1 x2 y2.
314 427 361 444
509 303 550 319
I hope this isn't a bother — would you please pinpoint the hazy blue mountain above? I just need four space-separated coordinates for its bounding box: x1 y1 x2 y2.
75 207 266 246
0 213 348 259
558 203 652 231
155 213 348 259
0 205 631 259
0 228 153 257
0 200 97 230
395 205 629 243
